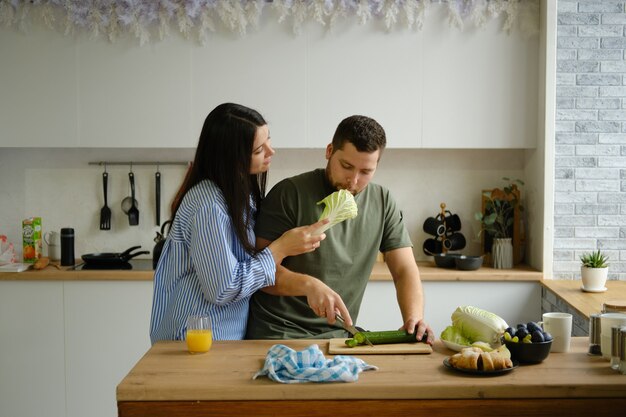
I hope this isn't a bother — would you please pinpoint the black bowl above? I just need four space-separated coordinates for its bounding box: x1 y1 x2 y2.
433 253 462 268
455 255 483 271
503 339 552 364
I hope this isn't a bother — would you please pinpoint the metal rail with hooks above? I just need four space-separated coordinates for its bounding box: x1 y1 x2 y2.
88 161 189 167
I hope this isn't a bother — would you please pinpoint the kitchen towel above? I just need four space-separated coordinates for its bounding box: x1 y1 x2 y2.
252 343 377 383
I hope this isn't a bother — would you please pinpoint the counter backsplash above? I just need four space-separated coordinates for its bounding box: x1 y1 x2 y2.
0 148 525 263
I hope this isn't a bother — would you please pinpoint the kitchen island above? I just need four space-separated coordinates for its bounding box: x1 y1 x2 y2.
117 337 625 417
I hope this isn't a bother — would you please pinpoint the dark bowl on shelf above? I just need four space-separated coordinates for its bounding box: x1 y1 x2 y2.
433 253 462 268
455 255 483 271
503 339 552 364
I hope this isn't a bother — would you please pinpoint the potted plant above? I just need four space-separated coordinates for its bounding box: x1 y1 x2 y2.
580 250 609 292
475 177 524 269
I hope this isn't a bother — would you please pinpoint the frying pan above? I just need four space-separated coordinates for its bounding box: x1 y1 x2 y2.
82 245 150 266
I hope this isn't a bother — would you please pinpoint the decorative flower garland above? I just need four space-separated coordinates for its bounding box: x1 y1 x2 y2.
0 0 539 45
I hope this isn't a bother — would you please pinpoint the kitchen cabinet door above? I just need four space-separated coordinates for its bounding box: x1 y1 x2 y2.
63 281 153 417
360 281 541 334
191 22 307 150
0 27 79 147
306 23 423 149
421 8 539 149
0 282 66 417
77 36 193 148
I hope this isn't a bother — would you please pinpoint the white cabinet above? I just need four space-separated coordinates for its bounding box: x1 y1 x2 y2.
77 37 193 148
0 280 153 417
0 282 66 417
191 25 307 150
0 28 79 148
64 281 153 417
360 281 541 334
421 9 539 149
306 25 423 149
0 4 539 149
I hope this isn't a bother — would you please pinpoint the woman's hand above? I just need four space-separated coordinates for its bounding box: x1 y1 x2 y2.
268 219 329 264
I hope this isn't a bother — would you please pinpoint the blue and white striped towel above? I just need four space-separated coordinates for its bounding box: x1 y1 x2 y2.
252 344 378 383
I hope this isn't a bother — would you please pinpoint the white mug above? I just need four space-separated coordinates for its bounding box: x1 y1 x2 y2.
44 231 60 261
541 312 572 353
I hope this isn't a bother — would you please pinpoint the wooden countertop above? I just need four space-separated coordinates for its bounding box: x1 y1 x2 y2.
542 279 626 319
0 259 156 281
116 337 626 417
1 261 542 282
117 337 623 403
371 261 543 281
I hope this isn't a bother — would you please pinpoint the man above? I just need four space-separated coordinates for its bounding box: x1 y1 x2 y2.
246 115 433 344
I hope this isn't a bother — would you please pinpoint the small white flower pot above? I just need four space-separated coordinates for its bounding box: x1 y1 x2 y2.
581 266 608 291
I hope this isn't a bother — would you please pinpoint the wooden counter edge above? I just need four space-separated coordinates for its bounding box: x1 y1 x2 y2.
117 398 626 417
1 261 542 282
371 261 543 282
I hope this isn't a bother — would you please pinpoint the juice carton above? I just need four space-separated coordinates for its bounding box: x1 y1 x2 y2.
22 217 42 263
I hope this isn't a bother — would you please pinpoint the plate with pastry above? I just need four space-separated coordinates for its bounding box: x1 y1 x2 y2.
443 346 518 376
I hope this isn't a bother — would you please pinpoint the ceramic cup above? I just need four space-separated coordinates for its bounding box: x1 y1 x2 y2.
600 312 626 360
423 217 446 237
540 312 572 353
445 214 462 232
44 230 60 261
442 232 466 251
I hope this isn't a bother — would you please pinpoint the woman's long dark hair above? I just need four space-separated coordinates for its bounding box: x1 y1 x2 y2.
170 103 268 255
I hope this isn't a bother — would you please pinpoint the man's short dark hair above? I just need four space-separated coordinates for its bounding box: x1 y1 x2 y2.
331 115 386 153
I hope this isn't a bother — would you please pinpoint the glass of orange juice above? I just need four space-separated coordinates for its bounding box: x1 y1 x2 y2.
185 315 212 354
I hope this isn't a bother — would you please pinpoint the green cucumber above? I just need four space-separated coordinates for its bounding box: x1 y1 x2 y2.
344 330 426 347
344 338 359 348
356 330 419 345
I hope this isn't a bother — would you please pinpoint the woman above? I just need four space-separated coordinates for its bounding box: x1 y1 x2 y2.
150 103 327 342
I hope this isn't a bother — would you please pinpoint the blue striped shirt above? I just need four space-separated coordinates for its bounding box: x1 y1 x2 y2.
149 179 276 343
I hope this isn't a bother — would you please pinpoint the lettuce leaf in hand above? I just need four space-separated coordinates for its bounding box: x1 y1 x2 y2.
314 189 358 235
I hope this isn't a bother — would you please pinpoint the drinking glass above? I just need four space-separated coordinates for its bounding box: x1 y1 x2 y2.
186 315 212 354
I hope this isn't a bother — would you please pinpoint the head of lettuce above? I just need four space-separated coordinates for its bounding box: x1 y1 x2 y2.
440 305 509 348
313 189 358 236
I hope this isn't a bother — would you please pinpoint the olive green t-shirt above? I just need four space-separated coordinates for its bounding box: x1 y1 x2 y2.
246 168 412 339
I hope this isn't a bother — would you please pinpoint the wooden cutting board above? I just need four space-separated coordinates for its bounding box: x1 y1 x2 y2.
328 338 433 355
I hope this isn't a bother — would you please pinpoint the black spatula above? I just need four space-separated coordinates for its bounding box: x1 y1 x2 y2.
128 172 139 226
99 171 111 230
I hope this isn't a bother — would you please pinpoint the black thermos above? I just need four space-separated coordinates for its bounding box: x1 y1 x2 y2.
60 227 75 266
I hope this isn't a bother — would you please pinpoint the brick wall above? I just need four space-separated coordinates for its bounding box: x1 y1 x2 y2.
555 0 626 281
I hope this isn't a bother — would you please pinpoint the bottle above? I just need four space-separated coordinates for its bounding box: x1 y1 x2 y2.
611 326 621 370
60 228 75 266
619 326 626 375
588 313 602 356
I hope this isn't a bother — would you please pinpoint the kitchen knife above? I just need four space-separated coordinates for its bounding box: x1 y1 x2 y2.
336 313 373 347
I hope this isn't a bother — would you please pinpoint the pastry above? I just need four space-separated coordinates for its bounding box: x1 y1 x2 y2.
449 346 513 371
480 352 494 371
448 347 482 370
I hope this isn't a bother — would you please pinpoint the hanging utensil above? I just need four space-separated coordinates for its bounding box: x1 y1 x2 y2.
99 165 111 230
155 166 161 226
127 170 140 226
